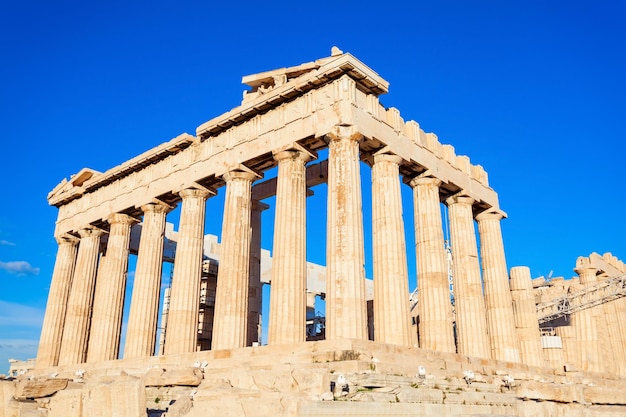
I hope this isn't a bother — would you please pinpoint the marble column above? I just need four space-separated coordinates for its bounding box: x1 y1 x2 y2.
124 202 170 358
556 278 581 370
409 176 455 352
542 336 565 370
476 210 521 362
326 133 368 340
573 266 602 373
58 227 103 365
36 235 79 368
248 200 268 346
371 153 411 346
164 188 211 355
510 266 544 367
556 325 578 368
212 170 257 350
606 299 626 377
268 149 312 345
445 194 490 358
87 213 136 362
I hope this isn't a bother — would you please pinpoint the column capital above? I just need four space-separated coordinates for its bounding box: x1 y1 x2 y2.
223 170 259 183
140 201 174 214
107 213 138 226
78 227 104 239
272 142 317 162
408 175 442 189
475 210 504 222
445 193 475 207
325 131 364 144
373 153 403 166
55 234 79 246
574 266 598 277
273 149 314 164
179 187 213 200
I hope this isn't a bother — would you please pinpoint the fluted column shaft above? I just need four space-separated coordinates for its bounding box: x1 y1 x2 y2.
606 299 626 377
212 171 257 350
58 228 103 365
573 267 602 373
556 277 582 369
36 235 79 368
247 200 267 346
164 188 211 355
87 213 136 362
446 195 490 358
543 340 565 370
556 324 579 368
510 266 544 367
124 202 170 358
476 211 521 362
410 176 455 352
371 154 411 346
268 150 312 345
326 134 368 340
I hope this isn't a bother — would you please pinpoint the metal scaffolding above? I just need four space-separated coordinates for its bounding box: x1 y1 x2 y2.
536 274 626 324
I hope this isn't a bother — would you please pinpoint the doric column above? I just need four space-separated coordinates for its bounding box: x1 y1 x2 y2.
409 176 455 352
556 324 579 369
36 235 79 368
542 333 565 370
605 300 626 377
87 213 136 362
248 200 268 346
124 202 170 358
445 194 490 358
325 133 368 340
556 277 581 370
268 149 312 345
476 210 521 362
510 266 544 367
58 227 103 365
573 266 602 373
371 153 411 346
212 170 258 350
164 188 211 355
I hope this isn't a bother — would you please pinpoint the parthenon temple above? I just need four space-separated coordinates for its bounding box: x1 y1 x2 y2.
4 49 625 417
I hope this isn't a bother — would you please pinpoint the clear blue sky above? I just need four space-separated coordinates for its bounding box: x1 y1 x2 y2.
1 1 624 373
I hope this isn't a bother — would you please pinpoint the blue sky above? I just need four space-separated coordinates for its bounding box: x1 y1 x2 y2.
1 1 624 373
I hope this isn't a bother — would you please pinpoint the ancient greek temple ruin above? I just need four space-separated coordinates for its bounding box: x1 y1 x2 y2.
7 49 625 416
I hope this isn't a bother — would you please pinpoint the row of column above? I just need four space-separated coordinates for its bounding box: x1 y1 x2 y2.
37 133 518 368
563 266 626 376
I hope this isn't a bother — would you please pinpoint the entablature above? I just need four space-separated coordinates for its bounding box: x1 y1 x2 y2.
50 51 504 237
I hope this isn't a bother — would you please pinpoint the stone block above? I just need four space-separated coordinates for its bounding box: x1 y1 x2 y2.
290 367 330 396
82 378 145 417
443 391 464 404
1 380 17 417
350 373 410 389
349 391 397 402
14 378 68 400
146 386 191 412
482 392 517 406
48 389 82 417
395 387 443 403
164 394 192 417
143 367 203 387
515 381 584 404
584 386 626 405
444 360 462 372
248 367 298 393
459 391 485 405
